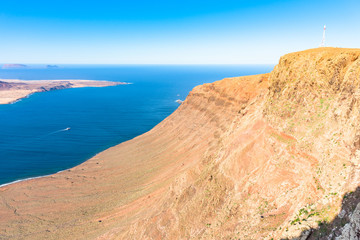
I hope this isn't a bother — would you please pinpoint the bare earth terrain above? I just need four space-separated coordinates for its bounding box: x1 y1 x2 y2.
1 48 360 239
0 79 125 104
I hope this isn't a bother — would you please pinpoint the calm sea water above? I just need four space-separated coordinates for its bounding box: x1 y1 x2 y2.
0 65 273 185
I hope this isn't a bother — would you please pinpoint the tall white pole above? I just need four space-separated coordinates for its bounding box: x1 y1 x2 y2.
320 25 326 47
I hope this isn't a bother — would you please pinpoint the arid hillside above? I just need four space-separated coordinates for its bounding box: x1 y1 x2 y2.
1 48 360 239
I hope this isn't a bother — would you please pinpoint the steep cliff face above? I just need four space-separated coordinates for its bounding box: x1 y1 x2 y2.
263 48 360 239
1 48 360 240
119 48 360 239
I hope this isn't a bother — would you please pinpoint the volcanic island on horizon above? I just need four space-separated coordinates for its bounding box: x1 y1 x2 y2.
0 79 127 104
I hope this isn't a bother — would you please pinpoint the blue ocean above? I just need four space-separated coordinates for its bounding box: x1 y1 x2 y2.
0 65 273 185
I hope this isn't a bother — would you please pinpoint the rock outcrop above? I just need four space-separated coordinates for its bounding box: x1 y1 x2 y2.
1 48 360 239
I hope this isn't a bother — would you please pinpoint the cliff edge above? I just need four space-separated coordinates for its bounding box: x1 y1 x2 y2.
1 48 360 239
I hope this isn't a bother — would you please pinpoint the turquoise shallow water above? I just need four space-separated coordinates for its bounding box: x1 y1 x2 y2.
0 65 273 185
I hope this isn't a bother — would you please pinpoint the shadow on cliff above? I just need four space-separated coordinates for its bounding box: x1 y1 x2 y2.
288 187 360 240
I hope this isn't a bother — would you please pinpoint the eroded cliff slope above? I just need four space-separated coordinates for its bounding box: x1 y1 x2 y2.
120 48 360 239
1 48 360 239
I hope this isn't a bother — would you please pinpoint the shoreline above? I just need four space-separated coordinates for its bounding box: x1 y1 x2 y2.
0 170 64 188
0 79 129 105
7 92 35 104
0 149 104 188
0 79 131 187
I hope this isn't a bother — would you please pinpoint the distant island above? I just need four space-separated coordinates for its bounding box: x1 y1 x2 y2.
2 64 60 69
2 64 28 69
0 79 127 104
46 65 59 68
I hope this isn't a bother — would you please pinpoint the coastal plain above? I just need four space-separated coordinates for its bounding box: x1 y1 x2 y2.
0 79 125 104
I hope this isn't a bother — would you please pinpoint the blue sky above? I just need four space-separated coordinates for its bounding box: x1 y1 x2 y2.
0 0 359 64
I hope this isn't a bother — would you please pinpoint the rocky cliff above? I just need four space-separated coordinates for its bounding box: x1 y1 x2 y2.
1 48 360 239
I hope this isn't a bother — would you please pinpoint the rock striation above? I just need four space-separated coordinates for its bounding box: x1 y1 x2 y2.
1 48 360 239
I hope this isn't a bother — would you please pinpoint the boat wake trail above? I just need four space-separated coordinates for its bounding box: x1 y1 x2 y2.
4 127 72 151
40 127 71 138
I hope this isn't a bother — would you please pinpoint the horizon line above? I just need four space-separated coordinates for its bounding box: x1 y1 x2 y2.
0 63 277 66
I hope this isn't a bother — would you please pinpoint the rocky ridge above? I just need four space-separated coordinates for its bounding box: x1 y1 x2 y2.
120 48 360 239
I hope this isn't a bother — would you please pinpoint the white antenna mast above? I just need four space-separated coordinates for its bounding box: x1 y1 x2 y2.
320 25 326 47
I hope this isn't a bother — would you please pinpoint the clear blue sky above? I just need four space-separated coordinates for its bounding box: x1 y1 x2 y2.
0 0 359 64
